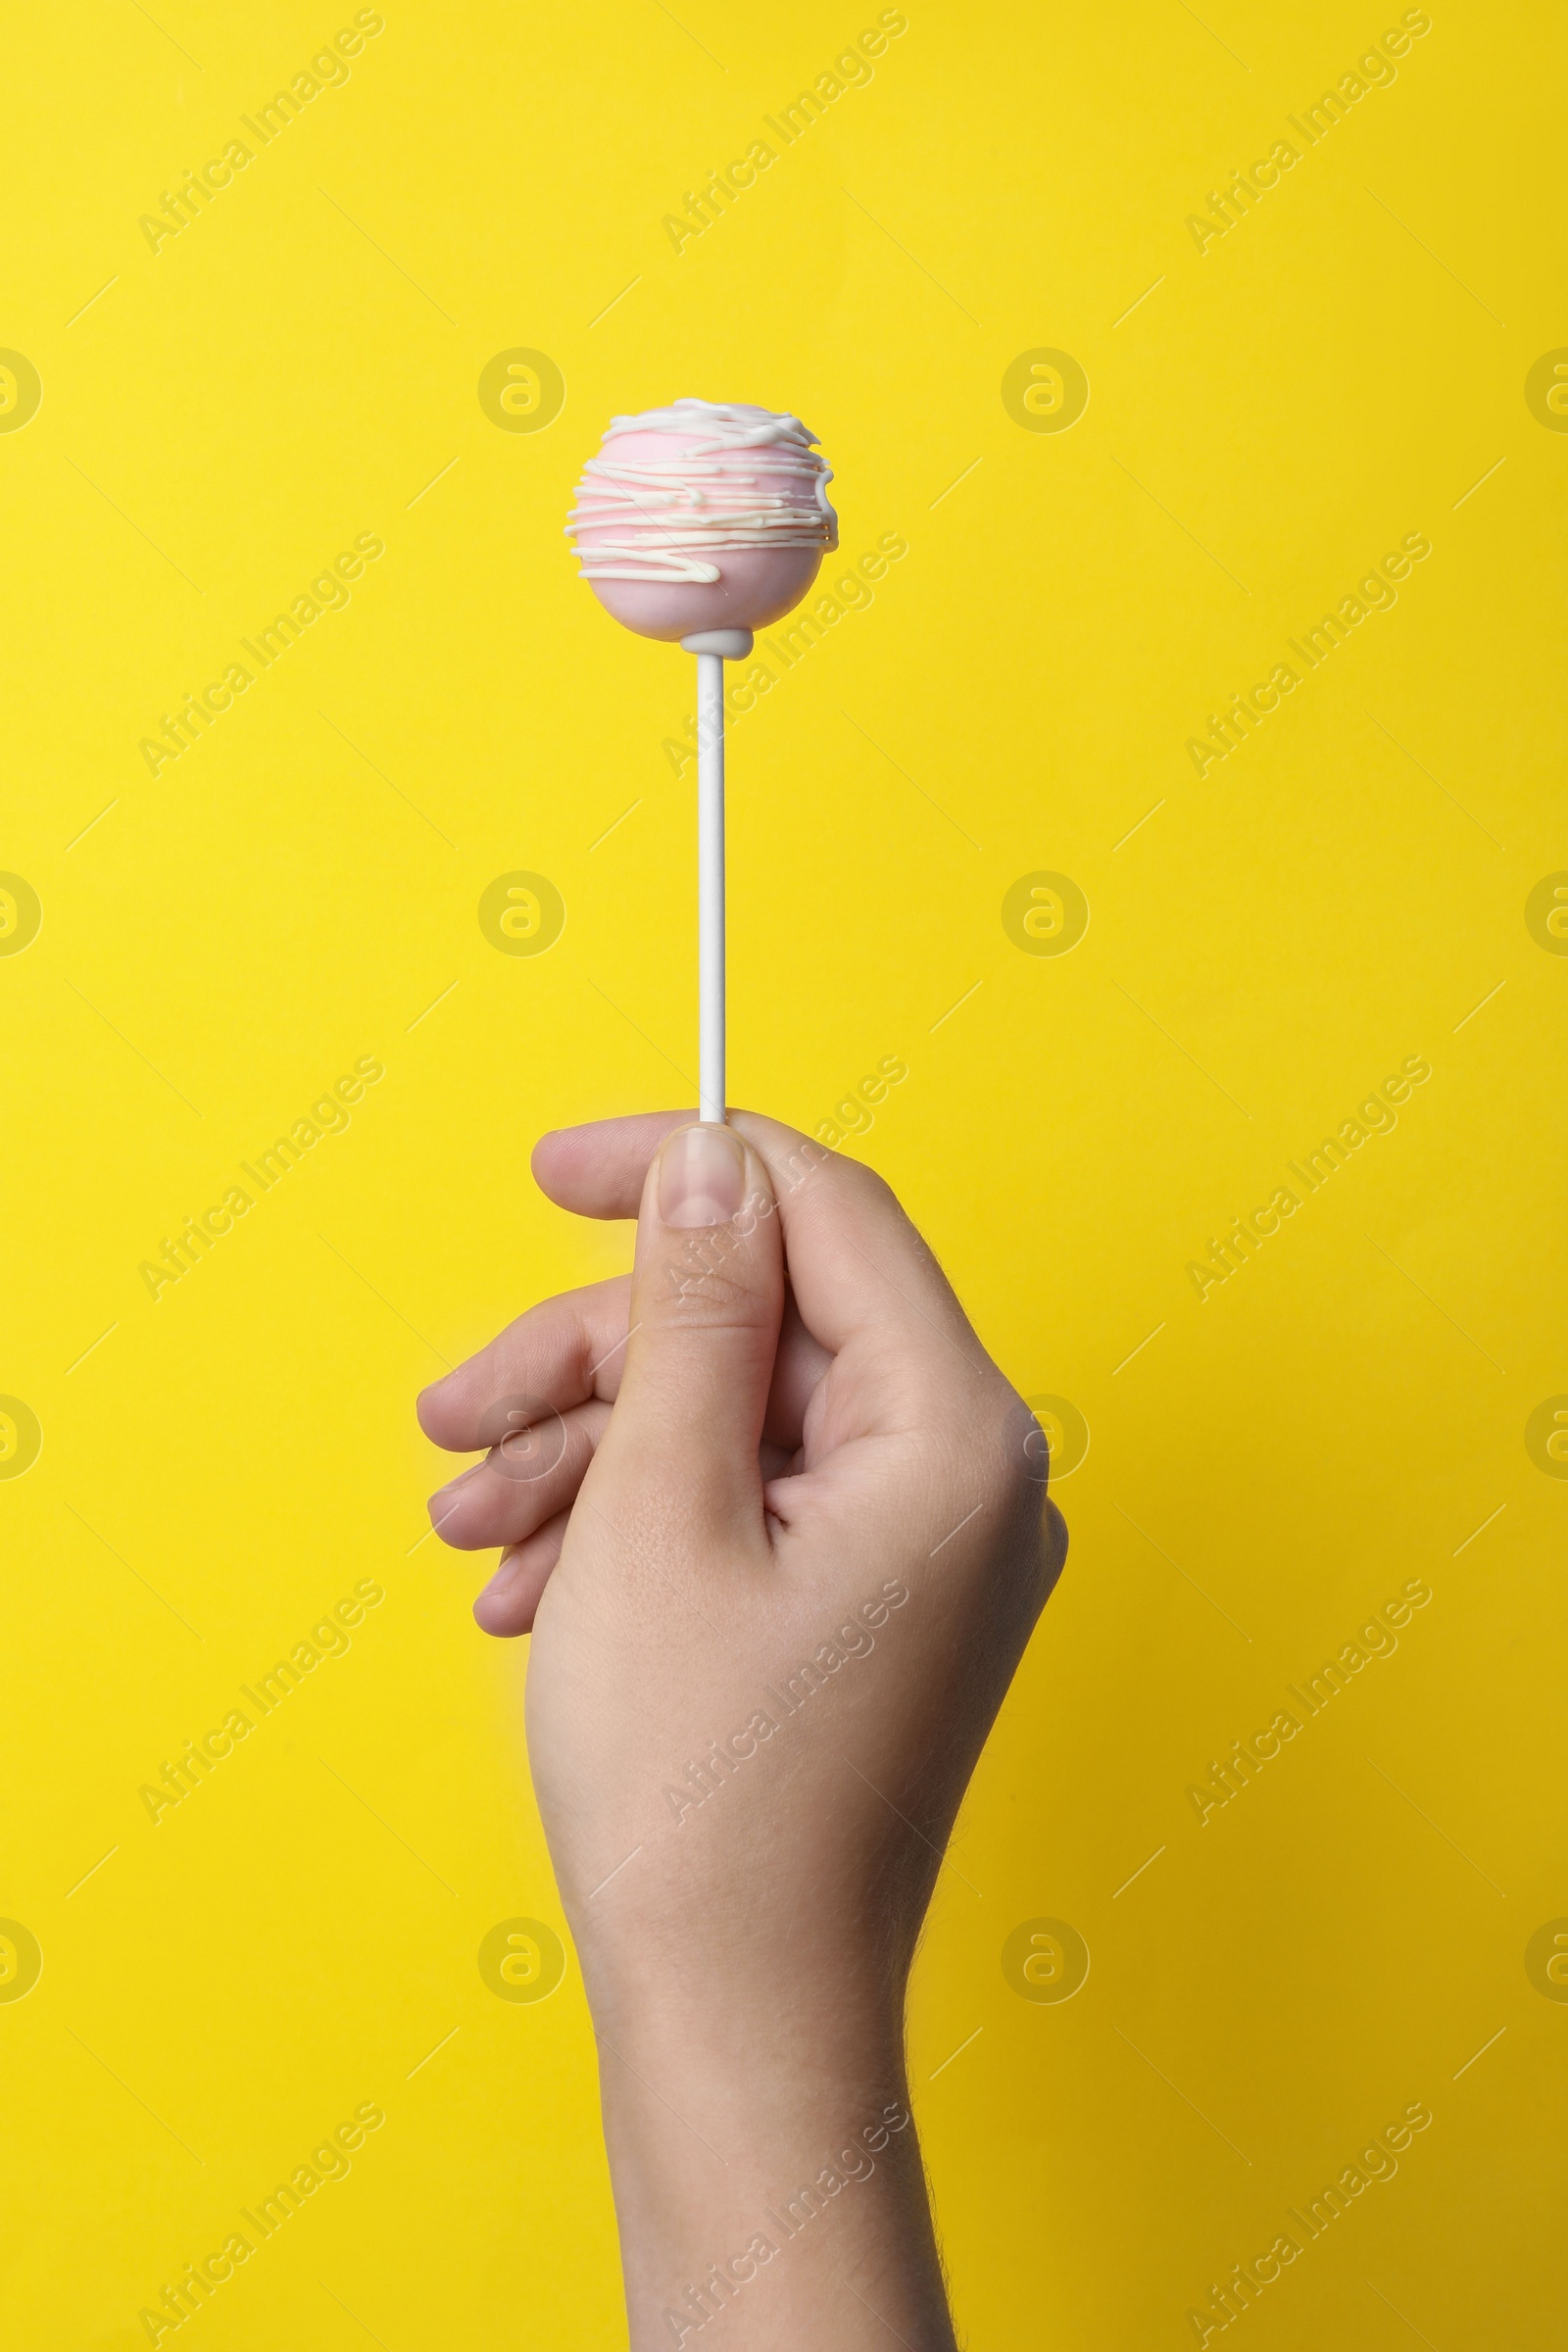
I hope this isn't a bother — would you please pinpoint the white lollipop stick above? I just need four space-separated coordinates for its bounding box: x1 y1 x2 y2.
682 627 753 1126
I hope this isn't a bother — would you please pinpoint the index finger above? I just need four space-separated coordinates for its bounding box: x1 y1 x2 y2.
534 1109 988 1369
416 1276 631 1452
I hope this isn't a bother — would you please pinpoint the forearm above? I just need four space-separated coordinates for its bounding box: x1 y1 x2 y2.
588 1972 956 2350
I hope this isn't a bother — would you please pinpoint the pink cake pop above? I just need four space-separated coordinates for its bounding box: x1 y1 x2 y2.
564 398 838 642
564 398 838 1128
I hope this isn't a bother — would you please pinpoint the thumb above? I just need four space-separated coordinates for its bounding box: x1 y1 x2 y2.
600 1121 783 1543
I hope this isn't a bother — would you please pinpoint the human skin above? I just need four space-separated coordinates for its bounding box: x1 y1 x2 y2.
418 1109 1067 2348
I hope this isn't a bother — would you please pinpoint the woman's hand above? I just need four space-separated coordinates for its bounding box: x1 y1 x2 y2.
418 1109 1065 2349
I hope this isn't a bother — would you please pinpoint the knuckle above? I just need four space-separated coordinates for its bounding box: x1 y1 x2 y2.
654 1274 775 1334
653 1229 774 1323
995 1387 1053 1499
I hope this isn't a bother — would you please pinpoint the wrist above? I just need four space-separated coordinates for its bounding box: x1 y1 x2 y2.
580 1936 905 2081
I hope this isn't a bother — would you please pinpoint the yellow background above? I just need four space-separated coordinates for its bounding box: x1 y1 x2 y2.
3 2 1563 2342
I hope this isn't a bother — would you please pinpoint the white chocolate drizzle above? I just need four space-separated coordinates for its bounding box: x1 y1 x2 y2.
565 398 838 584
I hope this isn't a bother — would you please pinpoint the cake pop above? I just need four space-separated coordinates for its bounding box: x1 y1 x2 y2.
565 399 838 1123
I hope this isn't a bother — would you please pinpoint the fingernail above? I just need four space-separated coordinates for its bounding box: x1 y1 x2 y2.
658 1122 746 1228
485 1547 523 1596
429 1464 478 1517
